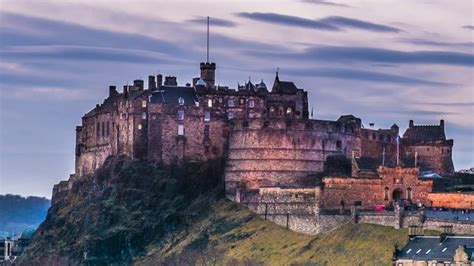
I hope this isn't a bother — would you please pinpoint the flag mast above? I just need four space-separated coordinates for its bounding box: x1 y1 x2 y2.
207 16 210 63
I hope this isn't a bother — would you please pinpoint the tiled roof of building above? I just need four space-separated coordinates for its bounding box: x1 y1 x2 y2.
150 85 198 105
403 125 446 143
271 73 298 94
397 236 474 261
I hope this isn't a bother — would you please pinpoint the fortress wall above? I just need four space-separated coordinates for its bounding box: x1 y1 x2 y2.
152 104 228 165
225 119 361 198
423 219 474 235
322 178 384 210
427 193 474 209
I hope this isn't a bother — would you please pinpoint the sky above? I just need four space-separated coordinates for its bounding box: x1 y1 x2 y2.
0 0 473 198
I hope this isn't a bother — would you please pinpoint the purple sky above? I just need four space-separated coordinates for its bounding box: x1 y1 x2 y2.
0 0 473 198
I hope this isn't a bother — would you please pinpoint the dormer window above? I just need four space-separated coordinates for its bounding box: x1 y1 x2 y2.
204 111 211 122
178 97 185 105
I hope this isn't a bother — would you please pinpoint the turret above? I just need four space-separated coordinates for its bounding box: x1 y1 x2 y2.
200 62 216 88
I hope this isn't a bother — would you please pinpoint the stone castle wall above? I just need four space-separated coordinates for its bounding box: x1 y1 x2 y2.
428 193 474 209
225 119 361 200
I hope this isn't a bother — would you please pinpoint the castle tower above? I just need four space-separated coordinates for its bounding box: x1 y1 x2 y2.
200 16 216 88
200 62 216 88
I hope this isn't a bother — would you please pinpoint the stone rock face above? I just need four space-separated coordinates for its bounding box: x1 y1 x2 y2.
20 157 224 265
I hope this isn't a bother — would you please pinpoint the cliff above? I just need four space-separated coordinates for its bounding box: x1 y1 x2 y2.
17 156 409 265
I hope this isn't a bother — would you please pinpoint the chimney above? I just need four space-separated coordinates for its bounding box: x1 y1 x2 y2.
408 225 424 240
133 79 144 90
440 119 445 128
164 76 177 86
108 85 118 97
409 120 414 128
123 85 129 98
148 75 156 90
156 74 163 87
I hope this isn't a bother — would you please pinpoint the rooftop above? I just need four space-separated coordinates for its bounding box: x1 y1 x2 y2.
397 235 474 261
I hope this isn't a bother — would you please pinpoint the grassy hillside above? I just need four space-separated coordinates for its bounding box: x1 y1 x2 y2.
138 199 409 266
18 157 412 265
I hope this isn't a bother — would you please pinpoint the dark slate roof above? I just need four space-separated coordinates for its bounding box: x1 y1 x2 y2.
83 89 146 118
150 85 198 105
403 125 446 143
271 74 298 94
397 236 474 261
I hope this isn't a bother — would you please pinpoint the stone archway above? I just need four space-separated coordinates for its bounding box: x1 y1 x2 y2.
392 188 403 202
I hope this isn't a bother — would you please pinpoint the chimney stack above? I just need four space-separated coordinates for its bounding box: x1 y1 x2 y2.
156 74 163 87
409 120 414 128
148 75 156 90
133 79 144 90
440 119 445 128
109 85 118 97
123 85 129 98
164 76 177 86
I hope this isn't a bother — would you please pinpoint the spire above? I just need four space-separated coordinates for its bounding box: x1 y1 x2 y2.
276 67 280 81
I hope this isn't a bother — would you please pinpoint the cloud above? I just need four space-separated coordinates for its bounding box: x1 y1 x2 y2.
237 12 340 31
462 25 474 30
399 38 474 48
300 0 351 7
0 45 189 64
284 67 455 86
187 16 236 27
319 16 402 33
237 13 402 33
417 102 474 107
250 45 474 67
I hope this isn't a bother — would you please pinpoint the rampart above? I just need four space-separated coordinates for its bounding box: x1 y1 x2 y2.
428 193 474 209
225 118 361 200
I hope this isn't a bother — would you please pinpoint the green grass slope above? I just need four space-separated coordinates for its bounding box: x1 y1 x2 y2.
138 199 409 266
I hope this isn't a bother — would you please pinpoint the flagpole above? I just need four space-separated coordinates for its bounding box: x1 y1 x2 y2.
396 135 400 166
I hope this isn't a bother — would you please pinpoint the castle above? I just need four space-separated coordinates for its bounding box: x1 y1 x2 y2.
52 58 474 235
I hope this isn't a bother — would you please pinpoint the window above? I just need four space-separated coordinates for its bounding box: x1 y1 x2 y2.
195 101 199 107
204 125 210 139
336 140 342 149
228 99 235 107
270 107 276 117
178 110 185 120
97 123 100 137
142 100 147 108
178 124 184 135
106 121 110 136
249 100 255 108
218 97 223 103
102 122 105 137
142 112 147 120
204 111 211 122
138 124 142 130
207 99 213 107
178 97 185 105
372 133 376 140
384 187 389 201
286 107 292 116
239 98 245 105
228 112 234 120
407 187 412 201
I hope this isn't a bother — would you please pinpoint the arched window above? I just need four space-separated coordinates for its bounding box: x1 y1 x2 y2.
269 107 276 117
407 187 412 201
384 187 389 201
286 107 292 116
336 140 342 150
